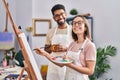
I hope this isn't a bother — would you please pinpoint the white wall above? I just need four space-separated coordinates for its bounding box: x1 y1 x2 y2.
0 0 120 79
15 0 32 50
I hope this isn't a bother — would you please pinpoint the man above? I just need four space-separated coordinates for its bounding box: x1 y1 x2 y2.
44 4 73 80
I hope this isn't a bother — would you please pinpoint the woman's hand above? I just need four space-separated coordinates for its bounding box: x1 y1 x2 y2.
33 48 47 56
63 54 68 60
61 55 74 66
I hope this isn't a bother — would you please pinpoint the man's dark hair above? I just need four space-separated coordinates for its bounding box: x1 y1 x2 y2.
51 4 66 15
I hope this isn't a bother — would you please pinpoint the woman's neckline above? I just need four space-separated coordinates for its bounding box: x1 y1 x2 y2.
77 39 85 44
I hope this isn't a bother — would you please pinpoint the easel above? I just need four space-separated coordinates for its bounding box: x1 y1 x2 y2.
2 0 43 80
4 3 8 32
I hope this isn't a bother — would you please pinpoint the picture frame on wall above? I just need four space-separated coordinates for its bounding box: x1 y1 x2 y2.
32 18 51 36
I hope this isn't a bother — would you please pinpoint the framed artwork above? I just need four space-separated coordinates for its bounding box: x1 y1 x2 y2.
66 16 94 41
0 32 14 50
32 18 51 36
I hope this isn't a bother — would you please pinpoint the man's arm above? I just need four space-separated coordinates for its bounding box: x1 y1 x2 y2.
44 44 67 53
44 44 52 53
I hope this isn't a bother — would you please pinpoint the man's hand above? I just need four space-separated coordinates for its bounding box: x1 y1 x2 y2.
51 44 67 52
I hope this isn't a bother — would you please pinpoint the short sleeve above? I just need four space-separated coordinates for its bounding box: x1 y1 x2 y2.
45 27 55 45
84 41 96 61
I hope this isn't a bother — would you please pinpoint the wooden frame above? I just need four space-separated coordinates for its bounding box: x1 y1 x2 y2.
32 19 51 36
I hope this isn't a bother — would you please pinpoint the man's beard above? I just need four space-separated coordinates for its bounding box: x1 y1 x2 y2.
57 19 65 25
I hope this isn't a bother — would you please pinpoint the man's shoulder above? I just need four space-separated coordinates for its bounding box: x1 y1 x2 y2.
67 24 72 29
48 27 56 33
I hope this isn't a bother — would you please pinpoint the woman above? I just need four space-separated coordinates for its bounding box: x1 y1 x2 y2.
34 15 96 80
64 15 96 80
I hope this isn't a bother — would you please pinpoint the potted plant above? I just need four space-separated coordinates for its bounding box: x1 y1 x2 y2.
89 45 117 80
4 49 24 67
3 48 16 66
70 9 78 15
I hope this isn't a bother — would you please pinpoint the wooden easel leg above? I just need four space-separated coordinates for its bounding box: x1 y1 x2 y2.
25 67 32 79
24 76 29 80
18 67 31 80
18 68 25 80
